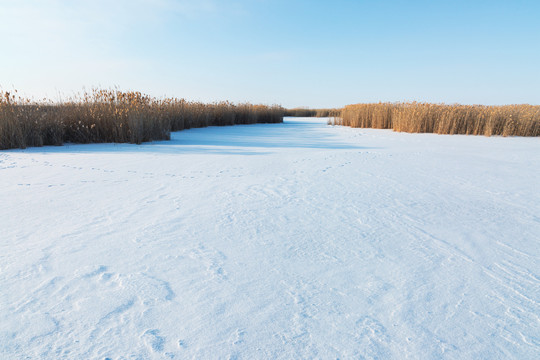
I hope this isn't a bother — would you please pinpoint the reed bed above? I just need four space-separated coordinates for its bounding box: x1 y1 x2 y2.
284 108 317 117
0 89 284 149
285 108 342 118
336 102 540 137
314 108 342 118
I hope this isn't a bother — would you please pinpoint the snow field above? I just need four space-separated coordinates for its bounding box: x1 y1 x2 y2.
1 117 539 359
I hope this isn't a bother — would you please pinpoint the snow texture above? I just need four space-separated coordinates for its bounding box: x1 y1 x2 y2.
1 117 539 359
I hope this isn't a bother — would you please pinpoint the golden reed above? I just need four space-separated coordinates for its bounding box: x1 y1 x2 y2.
285 108 342 118
335 102 539 136
0 89 284 149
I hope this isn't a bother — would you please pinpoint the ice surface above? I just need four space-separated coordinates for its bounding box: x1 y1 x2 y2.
1 117 539 359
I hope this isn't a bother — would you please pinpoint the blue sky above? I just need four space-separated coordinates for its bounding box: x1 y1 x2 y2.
1 0 539 107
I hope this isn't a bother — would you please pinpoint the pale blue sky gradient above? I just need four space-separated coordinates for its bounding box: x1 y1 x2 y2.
1 0 539 107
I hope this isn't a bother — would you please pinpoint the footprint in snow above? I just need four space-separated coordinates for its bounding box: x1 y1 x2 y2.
81 265 108 278
231 328 245 345
143 329 165 352
187 245 228 281
355 316 391 358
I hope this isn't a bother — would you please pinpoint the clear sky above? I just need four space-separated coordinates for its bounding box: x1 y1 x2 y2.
1 0 539 107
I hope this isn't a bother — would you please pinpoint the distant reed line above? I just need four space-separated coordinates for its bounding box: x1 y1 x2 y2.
0 89 284 150
285 108 342 118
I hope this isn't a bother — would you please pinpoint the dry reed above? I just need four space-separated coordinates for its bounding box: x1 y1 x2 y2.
335 102 539 137
0 89 284 150
285 108 342 118
284 108 317 117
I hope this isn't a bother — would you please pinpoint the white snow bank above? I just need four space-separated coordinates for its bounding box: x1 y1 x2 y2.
1 117 539 359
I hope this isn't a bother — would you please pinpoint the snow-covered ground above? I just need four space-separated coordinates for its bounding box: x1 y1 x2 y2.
1 117 539 359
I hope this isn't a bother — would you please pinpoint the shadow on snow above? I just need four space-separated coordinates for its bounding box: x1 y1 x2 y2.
5 118 372 155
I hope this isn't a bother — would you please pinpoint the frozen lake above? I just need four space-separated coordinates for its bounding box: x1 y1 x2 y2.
1 117 539 359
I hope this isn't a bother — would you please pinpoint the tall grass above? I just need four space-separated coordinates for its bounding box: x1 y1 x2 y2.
284 108 317 117
285 108 342 118
314 108 342 118
335 102 540 137
0 89 284 150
